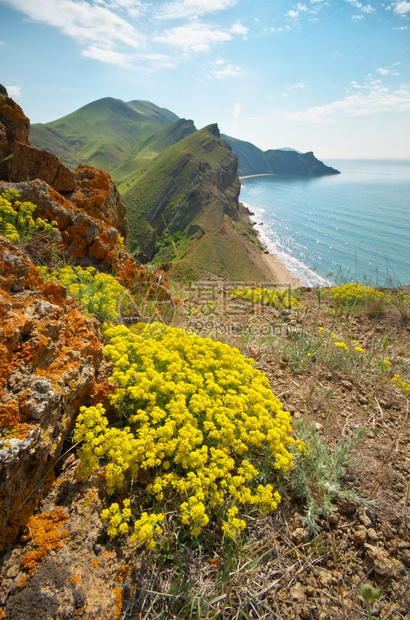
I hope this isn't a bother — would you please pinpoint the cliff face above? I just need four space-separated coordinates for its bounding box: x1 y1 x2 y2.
122 123 275 281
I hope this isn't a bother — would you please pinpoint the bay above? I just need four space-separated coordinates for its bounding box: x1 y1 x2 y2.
240 159 410 287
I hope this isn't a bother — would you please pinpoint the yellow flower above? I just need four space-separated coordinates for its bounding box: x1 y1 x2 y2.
75 322 294 543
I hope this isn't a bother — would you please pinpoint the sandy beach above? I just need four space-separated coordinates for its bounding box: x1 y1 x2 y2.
260 250 303 288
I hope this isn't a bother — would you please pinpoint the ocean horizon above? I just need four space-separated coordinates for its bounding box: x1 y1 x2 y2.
240 159 410 288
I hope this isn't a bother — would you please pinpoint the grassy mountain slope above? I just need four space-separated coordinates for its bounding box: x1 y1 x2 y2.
116 119 197 187
31 98 179 174
121 123 275 281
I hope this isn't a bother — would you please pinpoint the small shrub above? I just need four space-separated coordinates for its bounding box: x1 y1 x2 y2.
74 323 294 547
324 283 392 318
0 188 58 242
289 420 371 534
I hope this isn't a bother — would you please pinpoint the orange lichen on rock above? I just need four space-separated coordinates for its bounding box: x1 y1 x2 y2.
0 237 103 550
113 587 124 620
21 507 69 575
72 165 127 238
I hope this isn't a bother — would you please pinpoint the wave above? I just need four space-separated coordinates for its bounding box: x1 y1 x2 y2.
244 202 332 287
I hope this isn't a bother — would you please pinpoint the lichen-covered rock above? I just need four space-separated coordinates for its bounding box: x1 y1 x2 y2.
0 86 75 192
0 237 103 549
72 164 127 239
7 142 76 193
0 179 135 283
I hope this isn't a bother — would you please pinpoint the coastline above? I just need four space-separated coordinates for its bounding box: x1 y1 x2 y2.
239 173 276 181
260 249 303 288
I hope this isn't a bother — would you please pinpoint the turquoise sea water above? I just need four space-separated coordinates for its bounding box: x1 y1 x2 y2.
239 160 410 287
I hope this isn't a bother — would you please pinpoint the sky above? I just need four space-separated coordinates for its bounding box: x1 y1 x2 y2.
1 0 410 159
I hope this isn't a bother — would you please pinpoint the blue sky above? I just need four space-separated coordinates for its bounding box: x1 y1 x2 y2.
1 0 409 158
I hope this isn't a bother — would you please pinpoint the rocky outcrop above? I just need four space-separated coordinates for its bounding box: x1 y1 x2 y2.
0 86 75 192
0 237 103 550
72 164 128 239
1 179 137 285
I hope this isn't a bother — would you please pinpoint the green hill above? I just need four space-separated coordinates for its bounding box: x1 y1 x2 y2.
31 97 180 175
116 118 197 186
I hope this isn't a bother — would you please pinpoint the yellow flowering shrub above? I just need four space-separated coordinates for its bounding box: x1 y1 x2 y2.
41 265 129 322
0 188 57 242
324 282 391 307
74 323 294 546
231 287 300 309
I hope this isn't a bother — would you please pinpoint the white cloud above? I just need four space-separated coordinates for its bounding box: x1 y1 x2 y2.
393 1 410 15
137 53 178 71
5 84 22 97
282 81 307 97
269 25 292 33
230 23 248 37
156 0 236 20
287 3 308 19
287 78 410 123
376 67 399 75
344 0 375 13
2 0 145 60
154 22 232 52
213 63 243 79
351 14 364 20
82 46 134 67
94 0 145 18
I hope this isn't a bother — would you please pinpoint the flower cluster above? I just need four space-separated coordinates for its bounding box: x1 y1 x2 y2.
0 188 57 242
318 328 364 356
231 287 300 309
41 265 130 323
100 500 132 537
392 374 410 395
74 322 294 545
324 283 390 307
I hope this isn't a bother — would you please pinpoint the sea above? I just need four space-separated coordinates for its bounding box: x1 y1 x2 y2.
239 159 410 287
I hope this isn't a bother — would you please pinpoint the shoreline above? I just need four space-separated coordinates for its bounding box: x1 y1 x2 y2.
239 173 276 181
260 248 304 288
